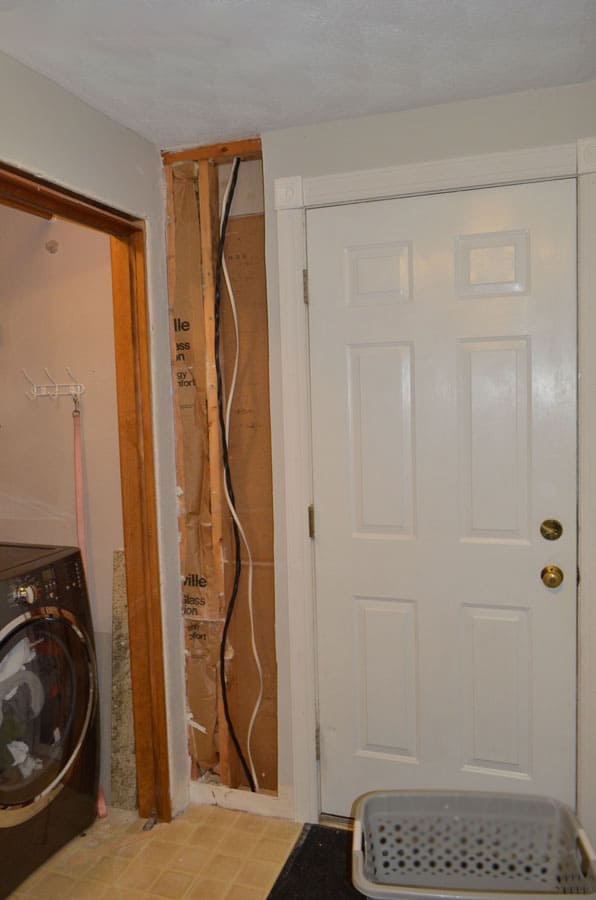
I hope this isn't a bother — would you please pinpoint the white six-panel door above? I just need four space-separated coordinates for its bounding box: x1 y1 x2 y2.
306 180 577 817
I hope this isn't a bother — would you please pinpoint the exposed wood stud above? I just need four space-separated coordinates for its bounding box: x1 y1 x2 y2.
197 159 232 786
162 137 262 167
164 167 188 579
164 166 195 770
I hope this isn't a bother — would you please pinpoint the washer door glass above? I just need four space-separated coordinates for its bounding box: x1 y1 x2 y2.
0 615 94 807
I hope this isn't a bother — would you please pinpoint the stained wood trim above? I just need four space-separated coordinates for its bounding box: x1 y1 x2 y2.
0 196 53 220
0 163 142 235
130 227 171 822
197 159 232 785
162 137 261 167
0 162 171 822
110 233 172 822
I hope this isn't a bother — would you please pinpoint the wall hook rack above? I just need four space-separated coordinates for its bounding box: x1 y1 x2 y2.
22 367 85 400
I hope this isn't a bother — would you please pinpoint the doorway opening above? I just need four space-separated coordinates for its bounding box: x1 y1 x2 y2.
0 162 170 821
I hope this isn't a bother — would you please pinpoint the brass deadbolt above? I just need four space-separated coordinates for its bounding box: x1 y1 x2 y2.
541 565 564 589
540 519 563 541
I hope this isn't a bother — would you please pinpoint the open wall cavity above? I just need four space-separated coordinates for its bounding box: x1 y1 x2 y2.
164 140 278 792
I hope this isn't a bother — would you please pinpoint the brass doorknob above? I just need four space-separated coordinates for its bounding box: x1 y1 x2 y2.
541 565 564 589
540 519 563 541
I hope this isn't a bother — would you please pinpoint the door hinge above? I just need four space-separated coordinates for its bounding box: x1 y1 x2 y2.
315 723 321 761
578 566 581 586
302 268 309 305
308 503 315 539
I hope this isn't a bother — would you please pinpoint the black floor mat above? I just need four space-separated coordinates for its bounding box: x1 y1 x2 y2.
268 823 363 899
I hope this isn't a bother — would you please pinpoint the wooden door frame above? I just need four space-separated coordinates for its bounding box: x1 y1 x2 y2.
273 138 596 826
0 162 171 821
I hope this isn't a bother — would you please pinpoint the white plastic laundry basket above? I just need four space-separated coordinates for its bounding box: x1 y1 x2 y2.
352 792 596 900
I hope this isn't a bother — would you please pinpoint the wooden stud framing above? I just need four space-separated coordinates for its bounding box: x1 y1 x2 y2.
165 142 279 794
197 159 232 785
164 166 187 572
0 163 171 821
162 137 262 167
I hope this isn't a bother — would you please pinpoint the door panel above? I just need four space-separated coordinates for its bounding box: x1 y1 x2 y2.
461 604 530 774
458 338 530 539
349 343 415 535
307 180 577 816
356 596 418 759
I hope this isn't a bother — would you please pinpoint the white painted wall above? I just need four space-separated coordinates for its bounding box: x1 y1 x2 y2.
0 207 122 799
261 79 596 799
0 50 188 813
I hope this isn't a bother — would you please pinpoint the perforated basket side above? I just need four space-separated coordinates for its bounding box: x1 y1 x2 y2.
352 791 596 899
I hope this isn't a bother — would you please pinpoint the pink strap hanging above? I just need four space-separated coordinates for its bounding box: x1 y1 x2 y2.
72 397 88 576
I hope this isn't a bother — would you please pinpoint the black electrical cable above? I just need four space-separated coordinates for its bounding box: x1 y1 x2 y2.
210 156 256 793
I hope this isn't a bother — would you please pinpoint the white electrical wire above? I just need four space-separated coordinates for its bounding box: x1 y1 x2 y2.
220 160 264 793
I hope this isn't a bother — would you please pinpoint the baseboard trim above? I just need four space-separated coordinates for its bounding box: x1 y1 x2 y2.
188 780 296 820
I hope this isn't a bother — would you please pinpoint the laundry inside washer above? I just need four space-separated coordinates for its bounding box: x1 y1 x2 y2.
0 543 99 898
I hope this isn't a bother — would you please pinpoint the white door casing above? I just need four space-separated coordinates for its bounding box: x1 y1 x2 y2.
307 181 576 816
273 138 596 829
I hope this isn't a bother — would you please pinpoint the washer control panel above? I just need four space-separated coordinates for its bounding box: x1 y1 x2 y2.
0 546 87 626
7 567 58 609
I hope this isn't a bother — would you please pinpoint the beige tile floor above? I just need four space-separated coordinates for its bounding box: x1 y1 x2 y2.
9 805 303 900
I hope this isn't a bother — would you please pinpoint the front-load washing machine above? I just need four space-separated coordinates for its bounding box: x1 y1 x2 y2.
0 543 99 897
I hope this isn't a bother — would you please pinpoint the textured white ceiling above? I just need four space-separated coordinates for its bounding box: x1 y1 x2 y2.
0 0 595 149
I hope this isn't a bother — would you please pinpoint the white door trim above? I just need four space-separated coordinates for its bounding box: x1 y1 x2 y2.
274 143 578 211
577 168 596 837
274 138 596 829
